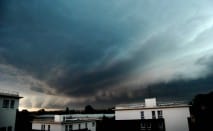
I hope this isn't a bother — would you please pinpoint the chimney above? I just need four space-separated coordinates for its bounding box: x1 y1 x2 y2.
145 98 157 107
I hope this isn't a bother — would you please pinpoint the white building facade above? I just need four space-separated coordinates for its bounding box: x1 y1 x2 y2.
0 90 22 131
32 115 96 131
115 98 191 131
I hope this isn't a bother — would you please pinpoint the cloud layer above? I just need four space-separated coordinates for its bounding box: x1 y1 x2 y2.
1 0 213 109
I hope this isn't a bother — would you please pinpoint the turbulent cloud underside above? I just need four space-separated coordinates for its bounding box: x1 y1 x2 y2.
0 0 213 109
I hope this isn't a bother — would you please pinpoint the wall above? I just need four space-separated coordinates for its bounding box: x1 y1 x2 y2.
32 121 96 131
115 109 141 120
115 107 190 131
70 122 96 131
163 107 190 131
0 97 19 131
32 123 62 131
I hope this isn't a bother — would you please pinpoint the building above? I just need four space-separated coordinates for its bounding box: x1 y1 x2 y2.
32 115 97 131
115 98 191 131
0 90 22 131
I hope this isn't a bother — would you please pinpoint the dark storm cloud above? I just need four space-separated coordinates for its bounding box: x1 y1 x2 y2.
196 55 213 70
1 0 213 109
0 0 137 72
0 0 143 93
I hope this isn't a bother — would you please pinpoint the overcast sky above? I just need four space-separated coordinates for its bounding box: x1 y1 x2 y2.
1 0 213 110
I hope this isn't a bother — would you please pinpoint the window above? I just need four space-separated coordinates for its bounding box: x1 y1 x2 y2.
69 125 72 131
2 100 9 108
141 111 144 119
92 122 95 127
65 125 72 131
141 122 145 128
48 125 50 131
158 121 164 129
65 125 68 131
158 110 163 118
8 126 12 131
152 111 156 119
147 122 152 128
41 124 45 131
10 100 15 108
63 117 66 122
0 127 6 131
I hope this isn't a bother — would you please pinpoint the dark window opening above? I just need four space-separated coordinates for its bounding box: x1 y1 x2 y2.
141 111 144 119
65 125 68 131
10 100 15 108
0 127 7 131
7 126 12 131
2 100 9 108
41 124 45 131
69 125 72 131
48 125 50 131
157 110 163 118
141 119 165 131
152 111 156 119
92 122 95 127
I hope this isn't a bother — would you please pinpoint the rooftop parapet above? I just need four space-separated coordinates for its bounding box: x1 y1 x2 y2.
0 89 22 98
115 98 190 110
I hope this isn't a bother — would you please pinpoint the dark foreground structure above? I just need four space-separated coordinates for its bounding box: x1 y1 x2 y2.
189 92 213 131
15 92 213 131
97 119 165 131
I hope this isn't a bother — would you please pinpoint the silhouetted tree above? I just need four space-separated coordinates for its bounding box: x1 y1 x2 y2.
37 108 46 115
85 105 95 113
189 92 213 131
15 109 34 131
66 107 70 114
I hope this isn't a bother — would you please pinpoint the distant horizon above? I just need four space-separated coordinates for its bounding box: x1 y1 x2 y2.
18 91 211 111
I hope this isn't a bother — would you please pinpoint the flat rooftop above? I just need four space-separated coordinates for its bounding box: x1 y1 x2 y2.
115 98 190 110
32 117 97 124
0 89 23 99
32 114 114 124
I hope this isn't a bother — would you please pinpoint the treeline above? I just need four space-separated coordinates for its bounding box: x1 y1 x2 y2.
15 92 213 131
29 105 114 115
189 91 213 131
15 105 114 131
